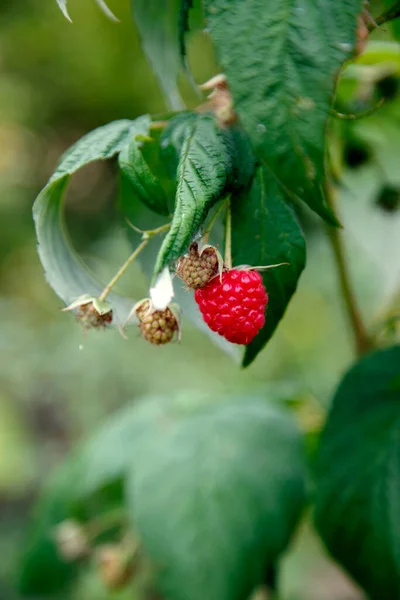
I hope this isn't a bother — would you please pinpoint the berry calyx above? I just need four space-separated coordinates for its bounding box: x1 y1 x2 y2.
176 242 220 289
194 269 268 345
135 299 179 345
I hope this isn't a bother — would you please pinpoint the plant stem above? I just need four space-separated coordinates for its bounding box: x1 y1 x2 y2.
224 199 232 269
99 238 149 301
202 197 229 243
86 508 127 540
326 190 373 356
98 222 171 302
368 2 400 31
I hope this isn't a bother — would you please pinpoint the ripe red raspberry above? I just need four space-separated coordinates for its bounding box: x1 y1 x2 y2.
194 269 268 345
136 300 178 345
176 243 219 289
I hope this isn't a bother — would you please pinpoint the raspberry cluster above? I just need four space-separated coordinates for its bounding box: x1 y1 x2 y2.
176 243 219 289
136 300 178 345
194 269 268 345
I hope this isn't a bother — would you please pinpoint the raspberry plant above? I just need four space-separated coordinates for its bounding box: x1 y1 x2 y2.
21 1 400 599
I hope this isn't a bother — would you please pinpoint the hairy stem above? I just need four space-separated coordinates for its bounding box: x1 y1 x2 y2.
368 2 400 31
326 191 373 356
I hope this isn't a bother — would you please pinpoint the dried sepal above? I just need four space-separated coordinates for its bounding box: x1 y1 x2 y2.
235 263 290 272
199 74 237 126
63 295 113 330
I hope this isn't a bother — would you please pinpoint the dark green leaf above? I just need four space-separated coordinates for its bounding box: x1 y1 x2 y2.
232 167 306 367
205 0 363 224
118 136 170 216
34 117 150 322
132 0 185 110
127 394 306 600
315 345 400 599
153 113 255 277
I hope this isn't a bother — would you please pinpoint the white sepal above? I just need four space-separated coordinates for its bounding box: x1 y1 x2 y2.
150 267 174 310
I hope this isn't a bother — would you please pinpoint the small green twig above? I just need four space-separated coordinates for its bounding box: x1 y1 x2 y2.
86 508 127 541
224 199 232 269
367 2 400 32
99 238 149 302
331 97 385 120
125 219 171 239
325 189 373 356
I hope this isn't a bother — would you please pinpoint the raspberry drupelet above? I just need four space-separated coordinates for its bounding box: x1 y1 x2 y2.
194 269 268 345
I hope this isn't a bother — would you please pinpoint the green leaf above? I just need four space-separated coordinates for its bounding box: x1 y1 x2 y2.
34 117 150 323
205 0 363 225
118 136 170 216
52 118 149 180
153 113 255 277
19 394 305 596
127 394 306 600
232 167 306 367
132 0 185 110
315 345 400 599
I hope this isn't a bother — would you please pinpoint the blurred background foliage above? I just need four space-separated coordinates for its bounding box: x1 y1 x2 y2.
0 1 399 598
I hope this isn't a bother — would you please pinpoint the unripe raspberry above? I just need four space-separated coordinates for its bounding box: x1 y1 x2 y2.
195 269 268 345
76 302 113 329
136 299 178 345
176 243 219 289
63 295 113 330
53 520 90 562
96 544 134 590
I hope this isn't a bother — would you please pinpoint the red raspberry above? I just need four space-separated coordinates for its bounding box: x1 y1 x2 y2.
194 269 268 345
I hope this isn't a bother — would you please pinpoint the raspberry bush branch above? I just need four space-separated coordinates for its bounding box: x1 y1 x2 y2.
325 188 374 356
367 1 400 31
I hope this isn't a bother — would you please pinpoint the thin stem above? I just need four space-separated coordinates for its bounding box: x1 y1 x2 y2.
99 238 149 302
326 189 373 356
368 2 400 31
125 219 171 238
149 120 168 131
224 199 232 269
86 508 127 540
331 97 385 120
202 197 229 243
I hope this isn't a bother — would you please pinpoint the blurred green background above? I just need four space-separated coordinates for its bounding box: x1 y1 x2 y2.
1 1 399 598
